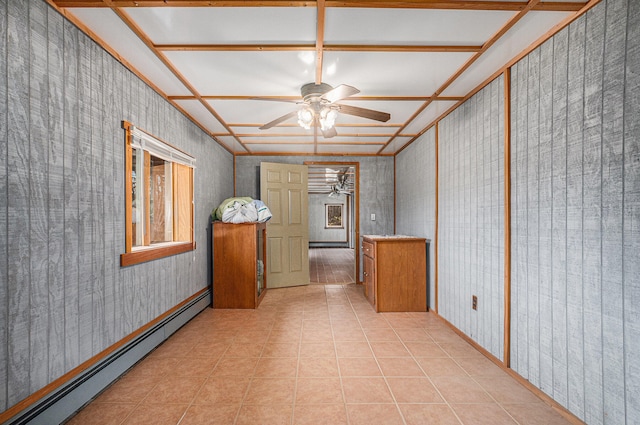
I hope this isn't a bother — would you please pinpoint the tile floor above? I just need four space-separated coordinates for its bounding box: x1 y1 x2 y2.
309 248 355 284
67 284 575 425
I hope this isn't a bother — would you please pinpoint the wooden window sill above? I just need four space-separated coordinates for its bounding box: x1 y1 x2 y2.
120 242 195 267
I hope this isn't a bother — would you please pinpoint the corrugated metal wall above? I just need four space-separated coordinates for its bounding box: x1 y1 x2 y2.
0 0 234 412
396 0 640 423
395 127 436 309
510 0 640 422
438 76 505 361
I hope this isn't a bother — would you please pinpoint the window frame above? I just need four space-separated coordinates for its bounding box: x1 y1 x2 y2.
121 121 196 267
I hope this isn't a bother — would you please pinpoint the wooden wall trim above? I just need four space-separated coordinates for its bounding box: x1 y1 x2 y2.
503 69 512 368
434 123 439 314
0 288 209 423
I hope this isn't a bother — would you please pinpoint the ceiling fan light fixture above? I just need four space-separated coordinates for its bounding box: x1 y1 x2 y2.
319 108 337 131
297 108 314 130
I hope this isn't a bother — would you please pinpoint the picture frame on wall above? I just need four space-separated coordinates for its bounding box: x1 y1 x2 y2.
325 204 343 228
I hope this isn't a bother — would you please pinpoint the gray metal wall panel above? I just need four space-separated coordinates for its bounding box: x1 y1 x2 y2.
623 1 640 423
7 0 31 407
510 0 639 422
395 127 436 309
438 77 505 361
47 5 66 383
0 0 233 412
0 0 7 411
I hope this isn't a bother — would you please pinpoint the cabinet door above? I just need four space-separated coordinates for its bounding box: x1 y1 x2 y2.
363 254 375 306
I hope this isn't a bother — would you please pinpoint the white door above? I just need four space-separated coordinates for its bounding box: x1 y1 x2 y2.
260 162 310 288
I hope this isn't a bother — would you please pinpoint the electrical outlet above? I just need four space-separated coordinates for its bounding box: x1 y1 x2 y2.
371 213 376 221
472 295 478 310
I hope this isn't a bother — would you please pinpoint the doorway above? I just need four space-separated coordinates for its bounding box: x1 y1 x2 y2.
305 162 359 285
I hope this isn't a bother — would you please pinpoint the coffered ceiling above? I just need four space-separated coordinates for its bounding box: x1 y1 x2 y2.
49 0 591 156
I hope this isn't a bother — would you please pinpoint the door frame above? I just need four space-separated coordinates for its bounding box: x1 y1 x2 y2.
304 161 361 284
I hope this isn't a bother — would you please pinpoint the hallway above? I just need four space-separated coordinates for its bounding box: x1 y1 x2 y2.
67 285 572 425
309 248 355 284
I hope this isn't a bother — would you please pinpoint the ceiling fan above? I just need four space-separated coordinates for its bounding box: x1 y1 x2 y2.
327 168 352 197
257 83 391 138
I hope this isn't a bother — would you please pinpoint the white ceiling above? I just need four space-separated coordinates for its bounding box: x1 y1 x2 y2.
52 0 587 156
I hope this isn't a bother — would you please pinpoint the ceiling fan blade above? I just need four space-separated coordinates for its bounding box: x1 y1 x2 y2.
259 110 298 130
321 127 337 139
322 84 360 103
336 104 391 122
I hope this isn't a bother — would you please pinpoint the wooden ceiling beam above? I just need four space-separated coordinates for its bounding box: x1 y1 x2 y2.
171 95 463 101
51 0 586 11
155 43 482 52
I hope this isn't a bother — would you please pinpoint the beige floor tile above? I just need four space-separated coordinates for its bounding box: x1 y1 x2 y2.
394 328 433 342
386 377 443 403
405 341 449 358
335 341 374 357
338 357 382 376
295 377 344 404
399 403 461 425
211 357 258 377
331 326 367 341
299 341 336 357
346 404 404 425
377 357 425 376
236 404 293 425
144 376 205 404
452 403 517 425
364 327 401 341
121 403 187 425
244 378 296 404
475 376 541 404
179 403 241 425
254 357 298 377
293 404 348 425
455 356 508 377
166 356 220 377
225 341 265 357
95 374 159 404
342 377 394 403
261 341 300 357
298 356 339 377
193 377 250 404
65 402 136 425
370 341 411 357
438 342 485 358
431 376 493 403
417 357 468 377
501 403 574 425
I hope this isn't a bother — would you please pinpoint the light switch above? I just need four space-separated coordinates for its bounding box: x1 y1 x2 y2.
371 213 376 221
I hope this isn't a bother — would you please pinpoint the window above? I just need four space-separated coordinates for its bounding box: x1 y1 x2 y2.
121 121 196 267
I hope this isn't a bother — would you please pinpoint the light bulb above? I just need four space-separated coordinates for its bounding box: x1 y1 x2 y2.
319 108 337 131
297 108 313 130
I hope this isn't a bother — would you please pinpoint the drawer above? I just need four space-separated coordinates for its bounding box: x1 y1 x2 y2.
362 240 374 258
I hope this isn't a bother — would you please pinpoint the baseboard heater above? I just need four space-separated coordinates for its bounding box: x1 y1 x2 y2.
3 290 211 425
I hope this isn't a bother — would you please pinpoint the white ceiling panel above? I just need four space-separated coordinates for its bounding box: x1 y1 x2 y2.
316 144 381 155
59 0 587 157
322 51 473 96
403 100 459 134
164 51 317 96
214 136 245 153
125 7 317 44
208 99 301 125
442 11 573 97
173 99 228 134
380 137 413 155
248 144 316 154
325 9 515 45
68 8 190 96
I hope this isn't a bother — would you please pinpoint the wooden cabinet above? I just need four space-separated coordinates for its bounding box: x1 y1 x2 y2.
213 221 267 309
362 235 427 312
